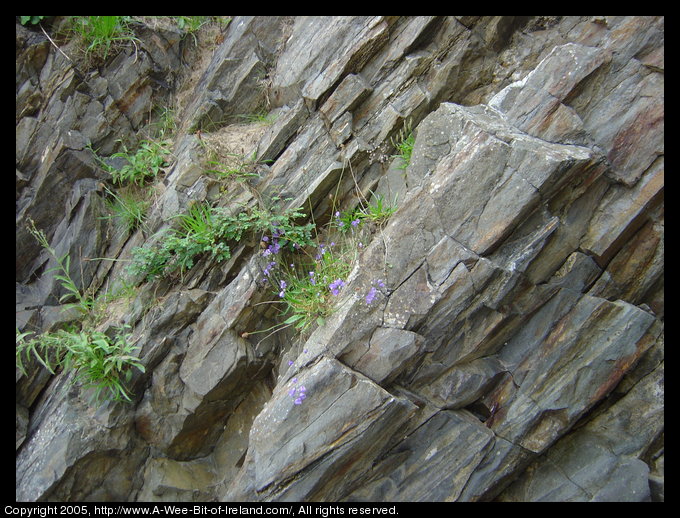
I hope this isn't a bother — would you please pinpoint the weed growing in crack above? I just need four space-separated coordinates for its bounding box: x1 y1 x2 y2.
391 119 414 170
20 221 144 404
100 185 150 236
16 324 144 404
69 16 140 60
255 187 398 335
256 217 357 333
204 150 270 182
128 202 315 282
27 219 94 315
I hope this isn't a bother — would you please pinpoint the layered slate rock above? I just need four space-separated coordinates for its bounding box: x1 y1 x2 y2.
224 357 417 501
16 16 663 502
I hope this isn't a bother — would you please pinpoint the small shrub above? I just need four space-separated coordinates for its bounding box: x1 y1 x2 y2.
256 189 399 335
361 191 398 224
333 191 398 231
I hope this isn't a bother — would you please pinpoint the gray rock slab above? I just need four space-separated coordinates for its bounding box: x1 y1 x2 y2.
223 356 417 501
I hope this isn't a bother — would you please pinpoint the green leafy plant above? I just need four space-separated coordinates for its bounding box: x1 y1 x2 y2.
20 16 48 25
91 139 171 186
128 202 315 282
277 242 354 332
16 325 144 403
174 15 208 33
27 219 93 314
333 191 398 232
153 106 177 139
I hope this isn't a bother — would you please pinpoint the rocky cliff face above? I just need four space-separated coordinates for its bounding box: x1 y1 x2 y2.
16 16 663 502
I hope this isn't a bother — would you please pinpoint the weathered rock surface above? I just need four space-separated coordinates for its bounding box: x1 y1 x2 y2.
16 16 663 502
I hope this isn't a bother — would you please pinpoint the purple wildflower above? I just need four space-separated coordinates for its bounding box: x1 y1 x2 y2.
329 278 346 296
309 271 316 285
289 379 308 405
263 261 276 277
365 286 378 305
315 243 327 260
279 280 287 298
351 219 360 227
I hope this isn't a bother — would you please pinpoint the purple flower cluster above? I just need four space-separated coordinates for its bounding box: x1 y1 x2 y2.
262 238 281 257
278 280 287 298
288 377 307 405
365 286 377 305
365 279 386 305
329 278 346 296
334 210 361 231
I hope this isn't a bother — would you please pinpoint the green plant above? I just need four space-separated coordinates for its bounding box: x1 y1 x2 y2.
91 139 171 186
205 159 259 182
275 241 354 332
175 200 214 235
16 325 144 403
361 191 398 224
154 106 177 139
174 15 208 33
391 120 415 170
69 16 140 59
27 219 93 314
333 191 398 232
128 202 315 282
19 16 48 25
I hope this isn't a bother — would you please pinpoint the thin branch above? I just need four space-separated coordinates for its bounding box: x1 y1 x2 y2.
39 23 75 66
